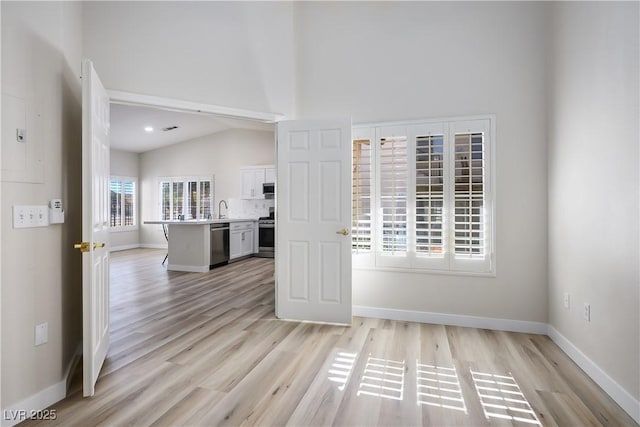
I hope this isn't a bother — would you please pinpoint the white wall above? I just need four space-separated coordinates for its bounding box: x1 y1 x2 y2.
110 149 140 250
548 1 639 403
139 128 274 246
1 0 83 411
82 1 295 118
295 1 550 323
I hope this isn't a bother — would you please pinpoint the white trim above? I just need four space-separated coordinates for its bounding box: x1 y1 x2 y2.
167 264 210 273
547 326 640 424
108 90 286 123
139 243 167 250
110 244 142 252
1 343 81 427
352 305 547 334
352 264 497 278
354 113 497 129
1 383 64 427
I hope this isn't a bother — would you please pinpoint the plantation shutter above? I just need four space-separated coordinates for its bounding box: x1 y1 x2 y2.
199 180 212 219
160 181 171 220
172 182 184 220
110 180 122 227
378 130 408 261
415 134 445 257
123 180 135 226
352 139 372 253
351 118 493 274
450 119 492 272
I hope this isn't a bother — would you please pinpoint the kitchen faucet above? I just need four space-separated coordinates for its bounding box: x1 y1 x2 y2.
218 199 228 219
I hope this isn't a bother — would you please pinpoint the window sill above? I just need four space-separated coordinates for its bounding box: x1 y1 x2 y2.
352 263 496 278
110 226 139 233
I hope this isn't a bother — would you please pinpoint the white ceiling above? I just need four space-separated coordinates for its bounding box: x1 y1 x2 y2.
110 103 275 153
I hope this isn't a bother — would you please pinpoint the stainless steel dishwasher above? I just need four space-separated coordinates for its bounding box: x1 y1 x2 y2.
210 223 230 268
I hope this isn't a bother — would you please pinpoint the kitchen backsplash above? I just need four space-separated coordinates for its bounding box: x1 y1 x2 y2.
227 198 274 219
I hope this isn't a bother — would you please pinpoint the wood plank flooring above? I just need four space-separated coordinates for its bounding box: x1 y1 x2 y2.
21 249 637 426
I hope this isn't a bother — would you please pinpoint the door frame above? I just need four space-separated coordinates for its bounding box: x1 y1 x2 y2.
82 89 284 394
108 90 286 123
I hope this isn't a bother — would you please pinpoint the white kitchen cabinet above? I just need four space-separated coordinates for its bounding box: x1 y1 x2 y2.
241 168 265 199
229 221 256 260
265 167 276 184
230 230 243 259
241 228 254 256
240 165 275 199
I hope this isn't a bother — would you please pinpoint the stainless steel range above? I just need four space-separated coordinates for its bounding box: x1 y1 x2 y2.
257 215 275 258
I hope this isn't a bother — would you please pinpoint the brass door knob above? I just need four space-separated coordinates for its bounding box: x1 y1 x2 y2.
336 228 350 236
73 242 90 252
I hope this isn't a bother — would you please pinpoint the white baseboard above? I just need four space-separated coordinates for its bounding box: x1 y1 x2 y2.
547 326 640 424
1 343 81 427
110 244 141 252
167 264 209 273
139 243 167 250
110 244 167 252
352 305 548 334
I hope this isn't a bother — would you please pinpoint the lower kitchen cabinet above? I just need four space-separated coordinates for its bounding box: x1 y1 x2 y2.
230 221 256 260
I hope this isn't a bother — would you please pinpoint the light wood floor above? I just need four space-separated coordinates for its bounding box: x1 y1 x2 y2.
23 249 636 426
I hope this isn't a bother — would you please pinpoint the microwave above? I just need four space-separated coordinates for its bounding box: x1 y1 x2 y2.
262 182 275 199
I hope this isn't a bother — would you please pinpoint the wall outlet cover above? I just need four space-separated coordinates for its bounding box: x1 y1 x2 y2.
35 322 48 346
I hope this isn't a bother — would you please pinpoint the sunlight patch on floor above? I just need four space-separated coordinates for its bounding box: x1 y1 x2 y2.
328 351 358 391
357 354 405 401
471 370 541 425
416 363 467 413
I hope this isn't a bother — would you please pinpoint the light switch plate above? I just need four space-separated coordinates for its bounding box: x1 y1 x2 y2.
13 205 49 228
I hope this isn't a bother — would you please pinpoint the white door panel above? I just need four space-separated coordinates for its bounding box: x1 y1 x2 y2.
276 119 352 324
81 59 110 397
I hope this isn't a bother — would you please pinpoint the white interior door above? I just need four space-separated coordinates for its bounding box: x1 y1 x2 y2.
80 59 110 397
276 119 352 324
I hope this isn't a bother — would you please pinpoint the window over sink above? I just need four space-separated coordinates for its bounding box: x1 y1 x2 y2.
158 175 214 220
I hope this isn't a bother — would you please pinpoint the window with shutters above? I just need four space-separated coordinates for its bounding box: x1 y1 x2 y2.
351 116 494 274
110 176 137 231
159 176 214 221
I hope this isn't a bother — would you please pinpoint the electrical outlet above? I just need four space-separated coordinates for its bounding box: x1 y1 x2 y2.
583 303 591 321
35 322 48 346
563 292 570 309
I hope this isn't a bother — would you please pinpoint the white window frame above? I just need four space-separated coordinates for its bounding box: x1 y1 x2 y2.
109 176 138 232
352 115 496 276
158 175 215 221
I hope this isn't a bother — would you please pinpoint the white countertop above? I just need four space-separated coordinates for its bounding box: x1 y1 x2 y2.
144 218 257 225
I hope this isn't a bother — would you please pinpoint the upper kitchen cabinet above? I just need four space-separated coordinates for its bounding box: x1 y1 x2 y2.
265 167 275 184
240 165 274 199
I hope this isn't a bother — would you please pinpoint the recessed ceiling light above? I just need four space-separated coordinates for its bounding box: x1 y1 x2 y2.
144 126 154 132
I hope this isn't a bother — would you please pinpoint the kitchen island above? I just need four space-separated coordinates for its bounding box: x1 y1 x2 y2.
144 219 257 272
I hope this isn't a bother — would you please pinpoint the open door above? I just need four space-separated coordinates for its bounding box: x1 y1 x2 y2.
78 59 110 396
275 119 352 324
